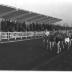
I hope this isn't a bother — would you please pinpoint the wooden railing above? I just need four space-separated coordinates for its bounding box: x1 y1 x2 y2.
0 31 45 41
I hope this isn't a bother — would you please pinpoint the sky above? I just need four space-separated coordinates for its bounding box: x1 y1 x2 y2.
0 0 72 26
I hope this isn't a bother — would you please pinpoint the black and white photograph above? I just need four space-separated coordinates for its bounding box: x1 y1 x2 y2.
0 0 72 71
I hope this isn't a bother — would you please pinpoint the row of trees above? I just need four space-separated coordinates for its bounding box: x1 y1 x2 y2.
1 20 72 32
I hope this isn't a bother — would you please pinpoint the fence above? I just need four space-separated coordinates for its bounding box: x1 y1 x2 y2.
0 31 45 41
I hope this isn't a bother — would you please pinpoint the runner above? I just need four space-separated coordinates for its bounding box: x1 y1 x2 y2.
64 35 71 50
43 29 50 50
48 32 56 56
54 32 64 54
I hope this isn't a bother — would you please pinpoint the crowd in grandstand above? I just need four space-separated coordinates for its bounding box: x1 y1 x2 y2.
1 19 72 32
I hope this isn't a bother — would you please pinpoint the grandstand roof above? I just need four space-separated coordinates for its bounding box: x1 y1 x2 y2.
0 5 62 24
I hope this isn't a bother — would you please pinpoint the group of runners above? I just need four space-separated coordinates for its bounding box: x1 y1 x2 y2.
43 30 72 56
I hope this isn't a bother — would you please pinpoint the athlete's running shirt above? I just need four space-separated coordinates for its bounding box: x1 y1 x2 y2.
65 37 70 43
45 31 50 36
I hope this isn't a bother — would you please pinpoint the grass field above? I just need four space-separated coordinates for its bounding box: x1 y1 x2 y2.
0 38 52 70
0 38 71 70
36 43 72 71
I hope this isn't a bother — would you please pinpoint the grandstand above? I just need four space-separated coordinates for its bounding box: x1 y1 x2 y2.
0 5 62 42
